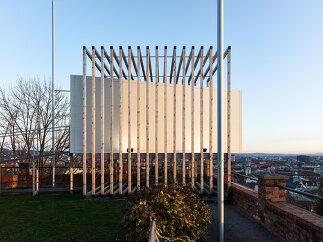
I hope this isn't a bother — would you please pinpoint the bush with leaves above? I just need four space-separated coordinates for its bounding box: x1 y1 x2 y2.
122 183 211 241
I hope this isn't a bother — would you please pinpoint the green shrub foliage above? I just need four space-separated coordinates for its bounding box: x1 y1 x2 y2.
122 183 211 241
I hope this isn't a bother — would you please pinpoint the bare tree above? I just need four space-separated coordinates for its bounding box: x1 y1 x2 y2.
0 77 70 168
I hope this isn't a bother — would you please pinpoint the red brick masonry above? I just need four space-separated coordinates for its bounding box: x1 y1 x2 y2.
230 173 323 242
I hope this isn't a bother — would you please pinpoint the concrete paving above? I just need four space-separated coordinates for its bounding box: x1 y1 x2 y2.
207 203 281 242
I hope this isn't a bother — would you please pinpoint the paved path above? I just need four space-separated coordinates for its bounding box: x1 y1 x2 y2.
207 203 281 242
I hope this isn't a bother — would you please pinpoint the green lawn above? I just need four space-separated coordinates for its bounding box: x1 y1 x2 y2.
0 193 126 241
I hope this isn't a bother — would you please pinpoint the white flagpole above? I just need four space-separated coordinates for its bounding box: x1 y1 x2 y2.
52 0 55 188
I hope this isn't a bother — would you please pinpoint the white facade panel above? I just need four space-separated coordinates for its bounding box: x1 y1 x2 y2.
70 75 242 154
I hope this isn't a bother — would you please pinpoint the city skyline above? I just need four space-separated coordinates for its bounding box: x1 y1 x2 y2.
0 0 322 153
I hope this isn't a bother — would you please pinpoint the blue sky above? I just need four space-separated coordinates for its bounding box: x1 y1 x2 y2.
0 0 322 154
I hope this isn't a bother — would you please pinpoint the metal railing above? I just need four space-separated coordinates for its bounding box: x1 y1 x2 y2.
148 219 195 242
233 172 323 201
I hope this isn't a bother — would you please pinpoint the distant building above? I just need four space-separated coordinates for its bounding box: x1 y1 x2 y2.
245 159 251 176
297 155 310 163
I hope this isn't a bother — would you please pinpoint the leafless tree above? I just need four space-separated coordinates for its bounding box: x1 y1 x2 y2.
0 77 70 169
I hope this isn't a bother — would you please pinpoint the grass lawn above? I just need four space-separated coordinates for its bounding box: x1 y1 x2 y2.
0 193 126 241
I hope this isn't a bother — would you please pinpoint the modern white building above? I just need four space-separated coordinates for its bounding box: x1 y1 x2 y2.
72 45 242 197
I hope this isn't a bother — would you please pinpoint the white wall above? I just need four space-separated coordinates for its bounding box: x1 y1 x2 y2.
70 75 242 154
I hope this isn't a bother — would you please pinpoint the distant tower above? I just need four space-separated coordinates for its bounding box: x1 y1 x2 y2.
293 171 299 183
245 158 251 176
231 154 236 162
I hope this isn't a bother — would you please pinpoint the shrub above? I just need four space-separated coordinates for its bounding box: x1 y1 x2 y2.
122 183 211 241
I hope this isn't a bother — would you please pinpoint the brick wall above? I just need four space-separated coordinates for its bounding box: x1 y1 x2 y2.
229 173 323 241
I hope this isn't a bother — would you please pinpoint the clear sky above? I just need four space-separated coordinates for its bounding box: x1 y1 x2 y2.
0 0 322 154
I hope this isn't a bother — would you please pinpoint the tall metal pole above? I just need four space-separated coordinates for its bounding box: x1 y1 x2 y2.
52 0 55 188
217 0 224 241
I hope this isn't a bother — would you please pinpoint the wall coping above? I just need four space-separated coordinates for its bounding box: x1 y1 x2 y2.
257 173 289 180
231 182 258 199
268 202 323 233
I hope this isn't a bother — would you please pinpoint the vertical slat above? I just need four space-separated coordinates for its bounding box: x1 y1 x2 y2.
200 47 204 193
128 46 132 194
227 46 232 188
36 164 39 192
69 155 73 194
82 46 87 196
110 47 114 195
163 46 167 185
209 46 213 191
191 47 195 188
137 47 141 190
146 46 150 188
91 46 96 196
119 47 123 195
155 46 159 186
100 46 105 196
173 47 177 182
32 160 35 195
182 47 186 185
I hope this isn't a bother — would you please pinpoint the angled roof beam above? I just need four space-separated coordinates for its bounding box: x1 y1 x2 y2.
187 47 203 85
113 48 127 79
206 47 230 84
148 47 153 82
121 47 135 81
175 46 185 84
138 47 147 82
193 46 211 84
85 47 107 78
94 47 110 77
130 49 138 78
169 46 177 84
181 47 194 84
103 48 120 79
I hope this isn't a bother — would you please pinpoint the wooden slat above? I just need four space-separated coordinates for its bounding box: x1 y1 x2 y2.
200 47 204 194
128 47 132 194
227 46 232 188
91 46 96 196
191 47 195 188
173 47 177 182
155 46 159 186
100 47 105 196
182 47 186 185
119 47 123 195
209 46 213 191
137 47 141 190
82 46 87 196
164 46 167 185
146 46 150 188
110 47 114 195
69 155 73 194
